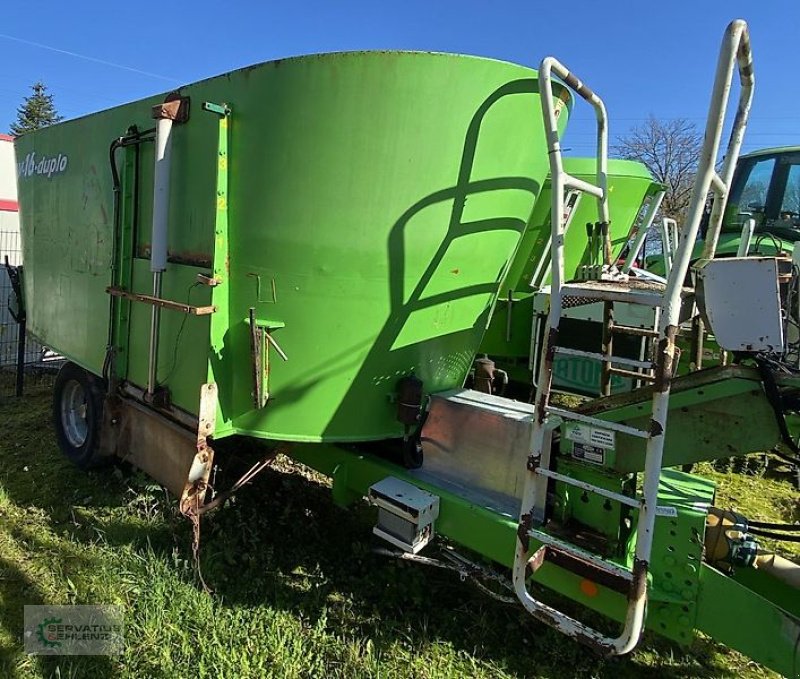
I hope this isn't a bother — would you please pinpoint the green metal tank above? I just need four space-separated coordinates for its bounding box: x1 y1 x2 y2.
16 51 570 442
481 158 658 360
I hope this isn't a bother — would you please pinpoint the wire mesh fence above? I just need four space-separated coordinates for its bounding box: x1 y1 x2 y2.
0 228 63 401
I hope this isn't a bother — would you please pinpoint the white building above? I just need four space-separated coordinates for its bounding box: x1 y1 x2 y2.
0 134 20 265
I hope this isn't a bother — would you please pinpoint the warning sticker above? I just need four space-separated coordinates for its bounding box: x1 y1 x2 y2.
571 442 605 465
589 428 616 449
565 424 616 450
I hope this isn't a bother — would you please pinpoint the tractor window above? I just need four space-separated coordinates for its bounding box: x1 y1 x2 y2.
725 155 777 230
738 157 775 216
779 162 800 219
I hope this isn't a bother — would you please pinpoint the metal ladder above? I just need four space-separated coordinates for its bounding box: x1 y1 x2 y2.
512 19 754 656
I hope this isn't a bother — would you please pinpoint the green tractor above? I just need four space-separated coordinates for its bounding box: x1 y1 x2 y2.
647 146 800 271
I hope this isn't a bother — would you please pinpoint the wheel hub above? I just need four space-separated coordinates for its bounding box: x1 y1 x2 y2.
60 379 89 448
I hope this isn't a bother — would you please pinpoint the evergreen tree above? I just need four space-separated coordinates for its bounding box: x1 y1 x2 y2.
10 82 63 136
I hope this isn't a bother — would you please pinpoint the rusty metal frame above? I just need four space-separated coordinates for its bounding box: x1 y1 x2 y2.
180 382 218 517
106 286 216 315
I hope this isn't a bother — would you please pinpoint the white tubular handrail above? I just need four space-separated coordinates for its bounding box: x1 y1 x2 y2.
737 217 756 257
528 189 582 290
696 19 755 262
621 187 666 274
660 217 679 275
670 219 680 254
514 19 755 660
663 18 753 329
540 56 610 291
635 16 753 657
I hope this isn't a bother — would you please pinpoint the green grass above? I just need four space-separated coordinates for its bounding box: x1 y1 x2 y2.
0 384 797 678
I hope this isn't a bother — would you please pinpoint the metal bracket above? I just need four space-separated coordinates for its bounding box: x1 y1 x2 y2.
202 102 230 117
247 309 288 409
106 286 216 315
180 382 218 516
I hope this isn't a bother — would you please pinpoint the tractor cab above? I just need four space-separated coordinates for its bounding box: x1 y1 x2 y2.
723 146 800 240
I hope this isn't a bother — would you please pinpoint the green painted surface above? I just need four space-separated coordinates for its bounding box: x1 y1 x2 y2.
576 367 781 473
646 470 713 644
16 51 570 442
480 159 657 360
697 564 800 679
290 444 763 655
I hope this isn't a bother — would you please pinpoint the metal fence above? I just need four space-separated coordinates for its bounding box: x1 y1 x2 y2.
0 228 63 400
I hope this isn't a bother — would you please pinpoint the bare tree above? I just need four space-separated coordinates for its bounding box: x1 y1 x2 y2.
613 116 702 221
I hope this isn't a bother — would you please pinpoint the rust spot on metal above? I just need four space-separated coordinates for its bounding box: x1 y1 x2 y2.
649 419 664 437
628 558 649 603
563 71 595 102
136 244 213 268
152 92 190 124
528 545 547 573
536 327 560 422
653 324 679 393
536 543 630 595
473 355 496 394
518 512 533 552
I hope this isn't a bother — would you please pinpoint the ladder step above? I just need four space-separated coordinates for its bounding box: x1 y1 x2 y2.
553 347 654 370
609 323 659 338
544 406 651 438
560 280 693 308
527 528 633 590
535 468 640 508
561 281 664 306
532 469 680 518
607 366 656 382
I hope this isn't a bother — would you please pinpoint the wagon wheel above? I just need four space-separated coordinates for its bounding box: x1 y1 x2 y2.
52 362 107 469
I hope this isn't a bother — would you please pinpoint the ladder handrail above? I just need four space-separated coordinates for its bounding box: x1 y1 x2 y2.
540 56 610 290
736 217 756 257
672 19 754 290
621 186 666 274
514 19 755 659
660 217 679 276
527 189 582 290
700 20 755 261
517 57 649 658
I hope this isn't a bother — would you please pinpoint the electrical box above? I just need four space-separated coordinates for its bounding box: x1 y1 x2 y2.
368 477 440 553
694 257 784 353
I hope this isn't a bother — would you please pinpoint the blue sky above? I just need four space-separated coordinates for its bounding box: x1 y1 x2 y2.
1 1 797 155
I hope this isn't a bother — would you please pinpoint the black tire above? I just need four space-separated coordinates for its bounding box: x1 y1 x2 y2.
52 362 106 469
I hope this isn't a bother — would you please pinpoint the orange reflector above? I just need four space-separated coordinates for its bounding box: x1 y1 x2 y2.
580 579 599 598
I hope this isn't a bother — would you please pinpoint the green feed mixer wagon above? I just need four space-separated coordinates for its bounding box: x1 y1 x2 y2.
12 20 800 676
